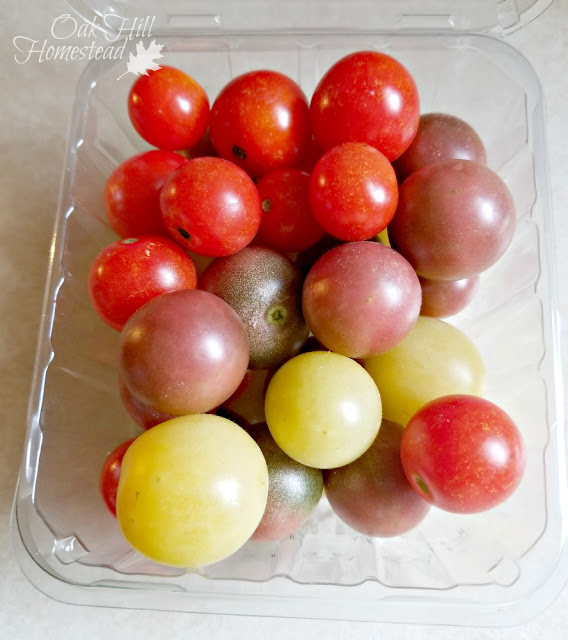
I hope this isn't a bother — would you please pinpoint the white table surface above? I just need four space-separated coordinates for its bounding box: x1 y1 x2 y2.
1 1 567 637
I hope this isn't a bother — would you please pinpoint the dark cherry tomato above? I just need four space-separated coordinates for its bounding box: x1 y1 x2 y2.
119 289 249 415
255 169 325 253
302 241 421 358
128 66 209 151
160 157 262 257
393 113 487 183
100 438 136 516
401 394 526 514
199 245 308 369
389 159 516 280
103 150 187 238
310 51 420 161
209 70 312 178
324 419 430 537
309 142 398 241
247 422 323 542
87 236 198 331
419 274 480 318
119 377 177 430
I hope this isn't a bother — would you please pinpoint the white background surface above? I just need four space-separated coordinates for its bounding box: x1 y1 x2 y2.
1 0 567 637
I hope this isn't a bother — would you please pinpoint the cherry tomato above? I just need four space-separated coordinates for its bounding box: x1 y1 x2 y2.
209 70 312 178
103 150 187 238
265 351 382 469
309 142 398 241
393 112 487 183
388 159 516 280
119 289 249 415
302 241 421 358
364 316 485 426
310 51 420 161
87 236 198 331
116 414 268 568
87 235 197 325
324 419 430 537
419 274 480 318
248 422 323 542
160 157 262 257
100 438 136 516
119 377 177 430
128 66 209 151
199 245 308 369
255 169 325 253
400 394 526 514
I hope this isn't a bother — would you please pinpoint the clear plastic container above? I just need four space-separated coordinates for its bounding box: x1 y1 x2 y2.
11 0 567 627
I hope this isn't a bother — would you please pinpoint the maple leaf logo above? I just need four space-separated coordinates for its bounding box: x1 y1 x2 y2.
117 40 164 80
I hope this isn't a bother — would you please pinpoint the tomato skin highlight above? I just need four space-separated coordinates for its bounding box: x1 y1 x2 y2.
400 394 526 514
310 50 420 161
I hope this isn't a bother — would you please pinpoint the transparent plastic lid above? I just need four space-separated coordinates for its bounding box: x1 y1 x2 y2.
65 0 552 34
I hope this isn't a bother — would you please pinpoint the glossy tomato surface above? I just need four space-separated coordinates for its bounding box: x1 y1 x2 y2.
309 142 398 241
103 150 187 238
100 438 136 516
128 66 209 151
393 112 487 183
302 241 421 358
248 422 323 542
119 289 249 415
255 169 325 253
264 351 382 469
116 414 268 568
400 394 526 514
87 236 198 331
419 274 480 318
324 419 430 537
209 70 312 178
199 245 308 369
310 51 420 161
389 159 516 280
160 157 262 257
364 316 485 426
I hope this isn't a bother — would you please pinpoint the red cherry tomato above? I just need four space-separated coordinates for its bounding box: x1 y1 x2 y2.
160 157 262 257
255 169 325 253
88 236 198 331
400 394 526 514
103 150 187 238
309 142 398 241
209 70 312 178
128 66 209 151
310 51 420 161
100 438 136 516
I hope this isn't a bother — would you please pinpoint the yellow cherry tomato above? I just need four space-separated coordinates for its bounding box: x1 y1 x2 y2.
116 414 268 568
364 316 485 426
265 351 382 468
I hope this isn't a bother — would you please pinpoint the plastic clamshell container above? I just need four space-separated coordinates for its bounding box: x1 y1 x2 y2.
12 0 568 627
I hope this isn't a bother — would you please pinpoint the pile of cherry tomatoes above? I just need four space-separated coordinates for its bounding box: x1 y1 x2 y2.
91 50 525 570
